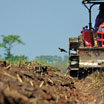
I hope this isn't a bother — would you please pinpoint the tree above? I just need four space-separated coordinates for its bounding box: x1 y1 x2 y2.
0 35 25 59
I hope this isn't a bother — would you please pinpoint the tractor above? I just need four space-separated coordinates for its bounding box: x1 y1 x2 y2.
69 0 104 78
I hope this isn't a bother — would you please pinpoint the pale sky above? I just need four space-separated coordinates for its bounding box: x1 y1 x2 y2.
0 0 99 60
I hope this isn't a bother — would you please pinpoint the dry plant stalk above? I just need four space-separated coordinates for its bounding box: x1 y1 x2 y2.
30 81 34 86
16 74 23 83
48 78 53 84
39 81 44 88
65 95 68 100
56 96 59 103
5 64 12 70
3 72 16 79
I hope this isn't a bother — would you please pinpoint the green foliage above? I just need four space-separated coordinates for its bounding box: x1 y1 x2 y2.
5 55 28 65
34 55 69 72
35 55 63 63
34 59 49 66
0 35 25 59
0 43 4 47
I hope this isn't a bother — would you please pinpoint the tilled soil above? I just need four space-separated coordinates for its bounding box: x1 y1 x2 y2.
76 74 104 104
0 61 103 104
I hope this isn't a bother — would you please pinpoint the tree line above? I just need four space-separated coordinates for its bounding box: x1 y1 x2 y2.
35 55 68 63
0 34 69 69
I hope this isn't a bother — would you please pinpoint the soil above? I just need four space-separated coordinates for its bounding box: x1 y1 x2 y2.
76 74 104 104
0 61 104 104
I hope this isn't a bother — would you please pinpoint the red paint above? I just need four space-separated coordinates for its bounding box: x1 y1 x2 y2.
97 22 104 47
82 29 94 47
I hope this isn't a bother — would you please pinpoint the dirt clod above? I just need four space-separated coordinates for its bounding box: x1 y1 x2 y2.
0 61 103 104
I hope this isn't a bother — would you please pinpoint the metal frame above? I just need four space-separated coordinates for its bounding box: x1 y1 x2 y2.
82 0 104 30
83 0 104 3
83 3 95 30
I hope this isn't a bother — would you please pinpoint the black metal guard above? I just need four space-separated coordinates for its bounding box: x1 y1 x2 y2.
83 3 95 30
83 0 104 4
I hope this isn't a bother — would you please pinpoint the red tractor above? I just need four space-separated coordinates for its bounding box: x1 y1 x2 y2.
69 0 104 78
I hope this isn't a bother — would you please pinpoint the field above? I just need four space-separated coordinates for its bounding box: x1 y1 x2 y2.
0 61 104 104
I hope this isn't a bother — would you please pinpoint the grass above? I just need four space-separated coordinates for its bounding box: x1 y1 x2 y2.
33 59 69 73
0 56 28 66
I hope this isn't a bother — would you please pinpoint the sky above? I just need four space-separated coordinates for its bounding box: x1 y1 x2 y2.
0 0 99 60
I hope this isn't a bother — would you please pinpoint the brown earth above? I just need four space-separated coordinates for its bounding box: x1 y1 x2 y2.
0 61 103 104
76 73 104 104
